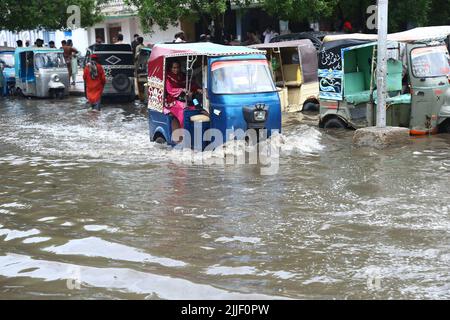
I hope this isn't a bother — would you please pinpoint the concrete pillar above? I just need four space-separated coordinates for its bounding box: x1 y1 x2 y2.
376 0 388 127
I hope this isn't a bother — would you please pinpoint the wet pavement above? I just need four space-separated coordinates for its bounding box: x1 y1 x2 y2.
0 96 450 299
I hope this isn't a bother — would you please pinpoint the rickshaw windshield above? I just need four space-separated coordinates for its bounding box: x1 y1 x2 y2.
211 59 276 94
0 53 14 68
34 53 66 70
411 46 450 78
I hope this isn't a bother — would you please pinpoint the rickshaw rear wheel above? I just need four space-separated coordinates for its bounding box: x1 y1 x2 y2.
323 117 347 129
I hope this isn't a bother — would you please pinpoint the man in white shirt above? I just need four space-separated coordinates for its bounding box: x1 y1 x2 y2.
263 26 279 43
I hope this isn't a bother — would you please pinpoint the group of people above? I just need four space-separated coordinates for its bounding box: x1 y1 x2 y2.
15 38 79 86
171 25 279 46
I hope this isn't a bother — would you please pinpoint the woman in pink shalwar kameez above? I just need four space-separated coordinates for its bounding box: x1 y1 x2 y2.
164 61 202 129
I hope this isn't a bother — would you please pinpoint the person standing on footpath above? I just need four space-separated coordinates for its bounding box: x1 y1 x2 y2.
62 40 78 82
67 39 78 86
131 34 139 55
83 54 106 112
134 37 146 101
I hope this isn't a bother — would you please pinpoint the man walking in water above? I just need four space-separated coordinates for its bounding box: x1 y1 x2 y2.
83 54 106 111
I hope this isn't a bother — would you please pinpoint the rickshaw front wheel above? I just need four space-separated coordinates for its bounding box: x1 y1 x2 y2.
56 91 64 99
439 119 450 134
154 135 167 144
323 117 347 129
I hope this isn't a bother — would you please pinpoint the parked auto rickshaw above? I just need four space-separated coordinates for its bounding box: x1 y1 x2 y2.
250 39 319 112
136 47 152 102
84 44 135 101
0 47 16 96
14 47 69 98
318 38 450 134
147 43 282 149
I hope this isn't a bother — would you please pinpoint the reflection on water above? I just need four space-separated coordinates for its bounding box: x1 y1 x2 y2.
0 97 450 299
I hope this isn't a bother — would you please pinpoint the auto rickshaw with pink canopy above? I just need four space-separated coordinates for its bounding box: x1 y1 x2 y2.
146 43 282 149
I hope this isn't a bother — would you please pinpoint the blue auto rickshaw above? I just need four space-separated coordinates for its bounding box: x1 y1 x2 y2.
147 43 282 150
0 47 16 96
14 47 69 98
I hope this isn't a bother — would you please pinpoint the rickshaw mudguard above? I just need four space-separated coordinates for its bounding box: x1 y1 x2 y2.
148 109 172 144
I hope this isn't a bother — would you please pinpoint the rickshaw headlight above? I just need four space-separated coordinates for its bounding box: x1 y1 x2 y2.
51 74 60 82
254 110 267 122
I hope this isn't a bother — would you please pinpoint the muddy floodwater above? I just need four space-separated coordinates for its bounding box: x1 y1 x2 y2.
0 97 449 299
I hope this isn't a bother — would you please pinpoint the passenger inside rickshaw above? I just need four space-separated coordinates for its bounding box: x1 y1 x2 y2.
164 58 207 134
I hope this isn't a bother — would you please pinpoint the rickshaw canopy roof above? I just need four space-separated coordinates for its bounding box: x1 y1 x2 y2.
15 47 64 54
0 46 15 52
323 26 450 44
150 42 265 60
389 26 450 42
88 44 132 52
249 39 316 50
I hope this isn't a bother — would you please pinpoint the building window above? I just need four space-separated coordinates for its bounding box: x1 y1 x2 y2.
95 28 105 43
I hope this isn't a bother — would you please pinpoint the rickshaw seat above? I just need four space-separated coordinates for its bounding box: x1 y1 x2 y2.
190 114 210 123
346 91 372 105
385 94 411 105
282 64 302 86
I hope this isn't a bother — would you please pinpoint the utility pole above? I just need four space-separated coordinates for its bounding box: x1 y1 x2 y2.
353 0 409 148
376 0 388 127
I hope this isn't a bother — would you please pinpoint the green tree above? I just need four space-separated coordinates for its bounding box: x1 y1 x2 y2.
427 0 450 26
263 0 439 32
126 0 253 42
0 0 106 31
332 0 435 32
261 0 338 22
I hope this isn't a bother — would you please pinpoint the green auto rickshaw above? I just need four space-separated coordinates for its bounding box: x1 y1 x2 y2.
318 38 450 134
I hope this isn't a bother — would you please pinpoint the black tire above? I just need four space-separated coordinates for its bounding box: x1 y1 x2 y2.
439 120 450 133
56 91 64 99
302 101 319 112
323 117 347 129
154 136 166 144
112 74 131 92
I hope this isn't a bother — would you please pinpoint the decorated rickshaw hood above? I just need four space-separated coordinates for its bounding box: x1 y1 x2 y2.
147 43 266 112
148 43 265 79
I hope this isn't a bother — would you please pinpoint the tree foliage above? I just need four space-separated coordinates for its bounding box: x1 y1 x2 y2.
261 0 338 22
0 0 106 31
1 0 448 34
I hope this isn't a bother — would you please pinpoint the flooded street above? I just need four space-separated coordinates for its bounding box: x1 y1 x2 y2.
1 96 450 299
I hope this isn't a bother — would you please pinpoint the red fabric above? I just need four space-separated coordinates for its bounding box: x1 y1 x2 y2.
83 63 106 104
164 71 200 127
343 21 353 32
